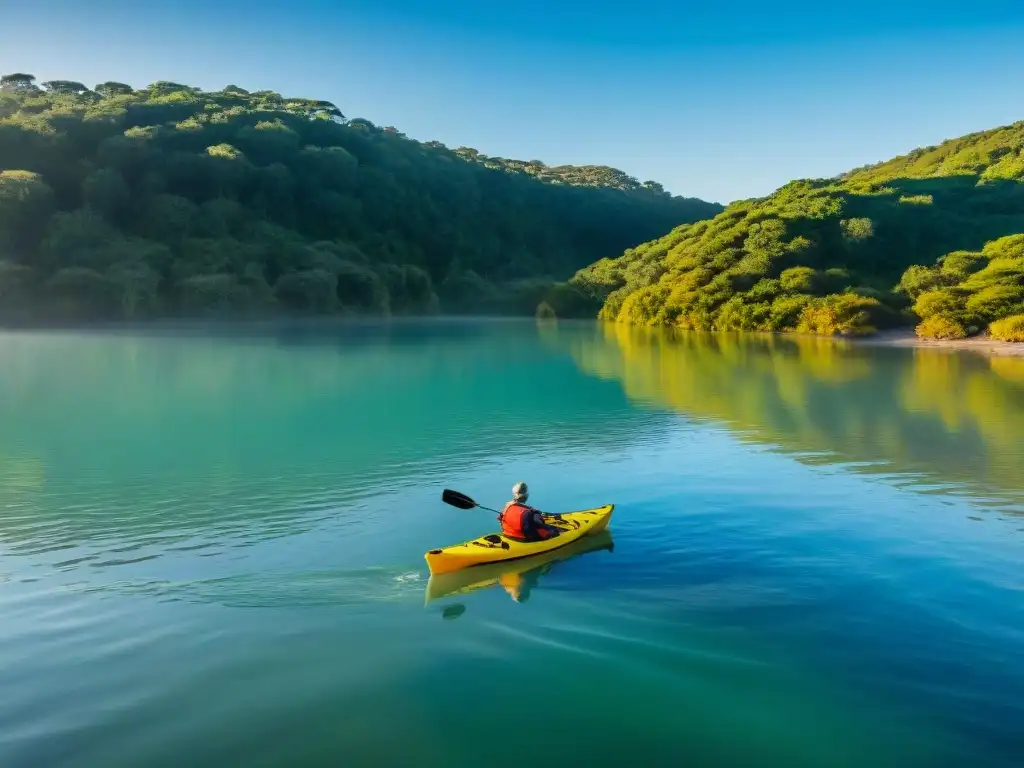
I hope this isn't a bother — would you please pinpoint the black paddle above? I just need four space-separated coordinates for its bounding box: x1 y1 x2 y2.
442 489 500 515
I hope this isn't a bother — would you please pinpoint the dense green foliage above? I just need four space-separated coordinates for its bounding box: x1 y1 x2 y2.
0 73 720 323
903 235 1024 339
574 120 1024 338
988 314 1024 342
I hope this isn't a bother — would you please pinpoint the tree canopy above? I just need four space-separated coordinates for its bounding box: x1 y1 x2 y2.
574 119 1024 338
0 72 721 324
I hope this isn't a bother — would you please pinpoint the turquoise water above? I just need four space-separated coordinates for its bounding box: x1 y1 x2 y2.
1 320 1022 767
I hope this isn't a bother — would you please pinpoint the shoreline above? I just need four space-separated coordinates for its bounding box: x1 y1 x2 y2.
851 329 1024 357
3 317 1022 357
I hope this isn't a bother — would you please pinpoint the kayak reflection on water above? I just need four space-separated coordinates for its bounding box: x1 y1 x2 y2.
425 528 615 607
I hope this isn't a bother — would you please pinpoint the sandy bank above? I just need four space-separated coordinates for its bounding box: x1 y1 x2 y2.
852 330 1024 357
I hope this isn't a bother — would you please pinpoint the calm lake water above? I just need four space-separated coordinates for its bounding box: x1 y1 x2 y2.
1 320 1022 767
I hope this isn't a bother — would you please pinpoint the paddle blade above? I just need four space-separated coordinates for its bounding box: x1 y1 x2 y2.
442 489 478 510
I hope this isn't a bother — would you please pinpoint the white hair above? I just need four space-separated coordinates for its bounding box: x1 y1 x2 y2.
512 482 528 502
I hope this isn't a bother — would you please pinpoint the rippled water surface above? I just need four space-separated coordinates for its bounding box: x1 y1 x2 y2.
1 320 1022 767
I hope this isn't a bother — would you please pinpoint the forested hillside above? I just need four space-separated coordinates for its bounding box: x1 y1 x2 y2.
0 72 721 323
573 120 1024 340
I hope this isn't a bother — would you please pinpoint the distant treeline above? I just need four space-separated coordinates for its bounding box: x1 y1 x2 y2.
0 72 721 324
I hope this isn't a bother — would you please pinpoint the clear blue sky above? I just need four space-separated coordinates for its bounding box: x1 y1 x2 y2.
3 1 1024 204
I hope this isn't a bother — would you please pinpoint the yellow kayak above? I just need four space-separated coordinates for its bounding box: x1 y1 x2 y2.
424 503 614 576
425 528 614 603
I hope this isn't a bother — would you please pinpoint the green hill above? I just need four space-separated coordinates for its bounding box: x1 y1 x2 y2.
572 120 1024 339
0 72 721 324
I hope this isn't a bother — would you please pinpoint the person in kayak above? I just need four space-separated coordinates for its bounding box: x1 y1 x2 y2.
499 482 559 542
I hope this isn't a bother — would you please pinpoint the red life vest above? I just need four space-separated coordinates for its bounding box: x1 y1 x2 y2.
500 502 531 538
500 502 551 540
